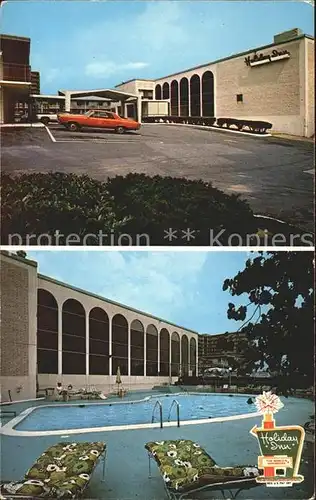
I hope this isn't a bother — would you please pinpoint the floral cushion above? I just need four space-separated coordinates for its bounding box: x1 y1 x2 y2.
0 442 106 498
145 440 260 492
0 479 52 498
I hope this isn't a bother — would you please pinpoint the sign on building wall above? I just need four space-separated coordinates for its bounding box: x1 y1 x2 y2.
245 49 290 67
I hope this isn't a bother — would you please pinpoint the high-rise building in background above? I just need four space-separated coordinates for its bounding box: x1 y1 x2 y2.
31 70 40 94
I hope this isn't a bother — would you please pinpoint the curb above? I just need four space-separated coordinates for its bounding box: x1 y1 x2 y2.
0 123 45 128
144 122 271 138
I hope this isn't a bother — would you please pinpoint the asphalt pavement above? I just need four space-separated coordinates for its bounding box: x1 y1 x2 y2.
1 124 314 230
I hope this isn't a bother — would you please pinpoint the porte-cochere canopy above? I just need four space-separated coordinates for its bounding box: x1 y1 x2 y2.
37 289 197 377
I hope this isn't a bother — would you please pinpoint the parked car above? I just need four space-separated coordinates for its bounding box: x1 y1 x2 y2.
57 109 141 134
37 113 59 125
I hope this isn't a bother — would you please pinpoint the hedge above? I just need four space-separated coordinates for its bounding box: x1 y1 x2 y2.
142 116 272 134
1 172 126 245
1 172 256 245
142 116 216 127
216 118 272 133
106 173 255 245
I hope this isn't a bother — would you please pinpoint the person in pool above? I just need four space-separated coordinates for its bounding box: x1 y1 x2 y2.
247 397 254 404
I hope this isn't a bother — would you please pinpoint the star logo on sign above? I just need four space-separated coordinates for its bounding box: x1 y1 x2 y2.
164 228 178 241
181 229 197 241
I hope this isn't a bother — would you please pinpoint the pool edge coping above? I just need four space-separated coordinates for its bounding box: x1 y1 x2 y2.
0 392 261 437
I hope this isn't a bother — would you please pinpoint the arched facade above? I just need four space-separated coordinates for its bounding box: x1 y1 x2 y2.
202 71 214 117
156 69 215 118
179 77 189 116
190 337 197 376
35 283 199 383
112 314 128 375
181 334 189 376
130 319 144 375
170 80 179 116
37 289 58 374
160 328 170 376
162 82 169 100
190 74 201 117
171 332 180 376
62 298 86 374
89 307 109 375
155 84 162 100
146 324 158 376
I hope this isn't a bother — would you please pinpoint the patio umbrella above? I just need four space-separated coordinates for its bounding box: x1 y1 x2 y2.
116 365 122 385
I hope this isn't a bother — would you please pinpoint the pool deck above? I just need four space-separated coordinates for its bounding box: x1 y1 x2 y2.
0 393 314 499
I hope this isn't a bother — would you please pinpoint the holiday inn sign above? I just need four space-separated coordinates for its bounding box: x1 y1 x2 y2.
245 49 291 67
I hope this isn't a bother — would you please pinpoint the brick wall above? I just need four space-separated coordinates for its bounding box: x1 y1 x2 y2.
0 260 29 376
307 40 315 137
216 38 302 118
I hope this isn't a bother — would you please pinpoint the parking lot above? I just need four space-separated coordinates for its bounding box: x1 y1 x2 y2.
1 123 314 230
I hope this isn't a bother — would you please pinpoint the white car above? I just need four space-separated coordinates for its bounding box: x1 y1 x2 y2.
37 114 59 125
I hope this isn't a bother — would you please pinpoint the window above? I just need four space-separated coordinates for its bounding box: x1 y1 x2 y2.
236 94 243 102
141 90 153 99
91 111 114 118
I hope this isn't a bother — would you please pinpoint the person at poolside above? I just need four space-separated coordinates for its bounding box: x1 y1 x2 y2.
56 382 63 394
56 382 62 400
56 382 68 401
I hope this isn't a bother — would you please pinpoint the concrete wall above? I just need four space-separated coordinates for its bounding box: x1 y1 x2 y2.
0 253 38 402
116 80 155 95
37 374 177 394
143 36 314 136
36 275 198 392
144 100 169 116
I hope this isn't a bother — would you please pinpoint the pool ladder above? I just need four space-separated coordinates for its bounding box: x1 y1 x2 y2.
152 400 163 428
168 399 180 427
151 399 180 428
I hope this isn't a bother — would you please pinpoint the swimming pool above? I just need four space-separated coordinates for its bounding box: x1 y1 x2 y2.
10 393 258 433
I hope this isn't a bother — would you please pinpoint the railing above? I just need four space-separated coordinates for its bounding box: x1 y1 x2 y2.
151 400 163 428
168 399 180 427
1 63 31 82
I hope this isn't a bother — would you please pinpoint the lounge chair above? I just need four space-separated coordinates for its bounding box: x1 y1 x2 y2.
145 439 261 499
0 441 106 498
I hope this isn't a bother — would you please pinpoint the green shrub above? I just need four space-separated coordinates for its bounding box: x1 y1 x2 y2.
1 171 256 245
1 172 126 245
106 173 256 244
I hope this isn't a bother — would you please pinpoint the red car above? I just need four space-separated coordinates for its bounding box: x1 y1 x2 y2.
57 109 141 134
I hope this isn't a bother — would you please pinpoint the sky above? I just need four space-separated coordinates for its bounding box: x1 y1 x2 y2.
1 1 314 94
26 250 260 334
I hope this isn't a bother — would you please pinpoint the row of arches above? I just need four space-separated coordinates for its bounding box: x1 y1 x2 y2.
154 71 215 117
37 290 197 377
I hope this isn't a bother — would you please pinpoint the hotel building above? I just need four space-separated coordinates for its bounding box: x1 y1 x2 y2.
0 252 199 402
198 332 247 373
0 34 33 123
116 29 314 137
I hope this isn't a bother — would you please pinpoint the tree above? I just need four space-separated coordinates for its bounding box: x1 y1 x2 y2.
223 252 314 386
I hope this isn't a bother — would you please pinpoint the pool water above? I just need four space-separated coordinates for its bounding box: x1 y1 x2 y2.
14 394 256 431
